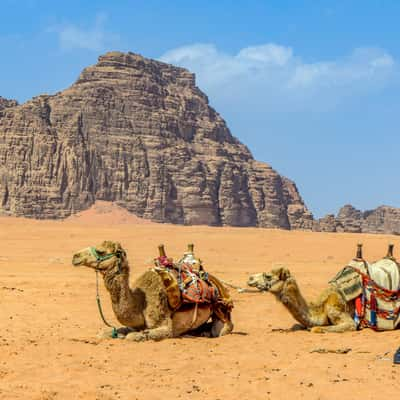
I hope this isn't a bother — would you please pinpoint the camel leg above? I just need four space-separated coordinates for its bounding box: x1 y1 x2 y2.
310 308 357 333
210 314 234 337
125 320 174 342
310 320 356 333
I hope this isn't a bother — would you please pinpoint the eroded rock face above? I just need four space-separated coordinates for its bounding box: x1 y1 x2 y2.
314 205 400 235
362 206 400 234
0 51 313 228
0 96 18 111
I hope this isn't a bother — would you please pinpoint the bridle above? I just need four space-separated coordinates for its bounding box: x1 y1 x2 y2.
90 247 123 274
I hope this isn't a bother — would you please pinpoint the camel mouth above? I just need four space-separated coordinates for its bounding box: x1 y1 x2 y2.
247 278 257 287
247 276 272 291
72 255 83 266
247 276 266 290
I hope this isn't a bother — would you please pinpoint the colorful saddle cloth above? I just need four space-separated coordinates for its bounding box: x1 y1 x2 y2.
153 255 219 309
330 258 400 330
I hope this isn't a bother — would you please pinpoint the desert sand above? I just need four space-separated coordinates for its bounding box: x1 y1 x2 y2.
1 206 400 399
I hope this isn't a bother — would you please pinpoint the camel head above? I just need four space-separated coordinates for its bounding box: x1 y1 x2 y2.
247 267 291 293
72 241 127 274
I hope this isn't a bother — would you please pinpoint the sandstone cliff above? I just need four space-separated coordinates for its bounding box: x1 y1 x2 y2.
0 51 313 228
314 205 400 235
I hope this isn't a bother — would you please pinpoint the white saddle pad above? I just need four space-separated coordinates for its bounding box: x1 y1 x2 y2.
348 258 400 291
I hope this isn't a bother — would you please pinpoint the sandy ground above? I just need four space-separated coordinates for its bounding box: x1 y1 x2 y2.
1 208 400 399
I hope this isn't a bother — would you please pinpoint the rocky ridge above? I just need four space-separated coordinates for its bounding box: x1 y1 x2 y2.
313 205 400 235
0 51 313 228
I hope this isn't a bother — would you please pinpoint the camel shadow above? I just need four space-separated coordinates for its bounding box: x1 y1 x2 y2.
270 323 306 333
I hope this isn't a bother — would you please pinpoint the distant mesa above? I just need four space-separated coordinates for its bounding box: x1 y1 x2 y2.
0 51 398 234
0 51 312 229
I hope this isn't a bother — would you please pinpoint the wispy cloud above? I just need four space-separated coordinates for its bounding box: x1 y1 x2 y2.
160 43 397 112
49 14 119 52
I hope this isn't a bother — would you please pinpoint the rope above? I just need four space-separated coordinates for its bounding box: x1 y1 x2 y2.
219 279 260 293
96 270 118 338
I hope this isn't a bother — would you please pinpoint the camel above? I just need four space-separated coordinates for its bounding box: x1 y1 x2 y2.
71 241 234 341
247 266 357 333
247 244 400 333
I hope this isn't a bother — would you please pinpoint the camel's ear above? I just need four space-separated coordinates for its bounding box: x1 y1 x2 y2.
113 242 126 258
279 268 291 281
113 242 122 251
100 240 113 251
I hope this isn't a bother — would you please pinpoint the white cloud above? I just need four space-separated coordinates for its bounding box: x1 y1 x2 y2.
160 43 397 111
50 14 119 52
237 44 293 66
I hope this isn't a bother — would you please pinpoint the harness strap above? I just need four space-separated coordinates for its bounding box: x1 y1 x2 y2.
189 303 199 330
91 247 122 273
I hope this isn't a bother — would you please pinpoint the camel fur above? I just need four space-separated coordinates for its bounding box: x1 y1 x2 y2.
72 241 233 341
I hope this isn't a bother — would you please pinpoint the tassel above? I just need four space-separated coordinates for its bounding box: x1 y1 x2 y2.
354 295 363 327
369 292 377 327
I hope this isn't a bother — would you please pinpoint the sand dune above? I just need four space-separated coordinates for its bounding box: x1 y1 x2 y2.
64 201 156 225
0 215 399 399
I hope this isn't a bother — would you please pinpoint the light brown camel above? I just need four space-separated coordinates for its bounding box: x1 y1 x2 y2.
247 266 357 333
72 241 234 341
247 244 400 333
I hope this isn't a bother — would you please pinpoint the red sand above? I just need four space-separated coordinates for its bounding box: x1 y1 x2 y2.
1 212 400 400
64 201 156 225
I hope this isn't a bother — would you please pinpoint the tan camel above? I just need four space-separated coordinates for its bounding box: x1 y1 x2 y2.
247 266 357 333
72 241 234 341
247 244 400 333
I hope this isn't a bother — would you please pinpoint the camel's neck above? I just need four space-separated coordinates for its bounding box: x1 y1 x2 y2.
274 278 313 328
102 259 145 328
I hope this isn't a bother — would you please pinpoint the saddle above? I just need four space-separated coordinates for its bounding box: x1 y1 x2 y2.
152 245 233 322
330 244 400 330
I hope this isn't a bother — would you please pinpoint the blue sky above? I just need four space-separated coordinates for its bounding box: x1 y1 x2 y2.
1 0 399 217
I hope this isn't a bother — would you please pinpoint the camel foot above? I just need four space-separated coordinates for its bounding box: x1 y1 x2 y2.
310 326 327 334
125 326 173 342
125 331 148 342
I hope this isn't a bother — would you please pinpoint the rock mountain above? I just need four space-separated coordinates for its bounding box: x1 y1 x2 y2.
314 205 400 235
0 51 314 228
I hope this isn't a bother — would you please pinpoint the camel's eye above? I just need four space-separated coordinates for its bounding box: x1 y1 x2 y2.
263 273 272 280
96 249 106 255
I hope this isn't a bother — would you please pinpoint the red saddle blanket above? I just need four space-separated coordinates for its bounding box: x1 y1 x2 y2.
155 256 218 304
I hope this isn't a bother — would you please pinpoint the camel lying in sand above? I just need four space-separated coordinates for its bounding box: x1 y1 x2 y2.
247 244 400 333
248 266 357 333
72 241 233 341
